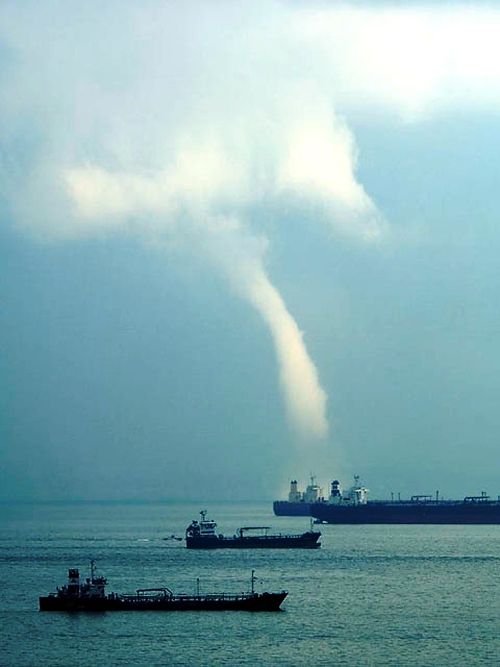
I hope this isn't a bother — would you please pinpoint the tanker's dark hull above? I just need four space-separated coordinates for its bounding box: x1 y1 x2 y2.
311 501 500 524
273 501 321 517
186 531 320 549
39 591 287 612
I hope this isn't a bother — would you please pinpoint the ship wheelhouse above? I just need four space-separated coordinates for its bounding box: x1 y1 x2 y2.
186 510 218 539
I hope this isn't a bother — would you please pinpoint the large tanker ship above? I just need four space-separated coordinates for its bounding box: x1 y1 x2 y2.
274 477 500 524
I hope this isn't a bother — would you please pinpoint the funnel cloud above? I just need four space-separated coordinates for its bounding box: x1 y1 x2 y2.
0 2 384 441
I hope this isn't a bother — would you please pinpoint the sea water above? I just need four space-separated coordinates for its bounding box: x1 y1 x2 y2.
0 502 499 667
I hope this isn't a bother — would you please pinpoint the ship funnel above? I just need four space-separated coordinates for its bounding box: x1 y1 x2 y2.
329 479 343 504
68 569 79 583
67 568 80 596
330 480 341 497
288 480 302 502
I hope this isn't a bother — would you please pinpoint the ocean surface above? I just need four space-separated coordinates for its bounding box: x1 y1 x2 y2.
0 501 499 667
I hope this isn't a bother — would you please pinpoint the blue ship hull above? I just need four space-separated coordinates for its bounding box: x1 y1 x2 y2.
313 501 500 524
273 501 320 517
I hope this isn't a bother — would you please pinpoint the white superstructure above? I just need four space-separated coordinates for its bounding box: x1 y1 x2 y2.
286 475 368 506
303 476 323 503
287 476 324 503
344 475 369 505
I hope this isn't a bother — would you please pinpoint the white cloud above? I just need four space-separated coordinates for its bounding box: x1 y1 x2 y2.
6 2 500 438
292 5 500 119
64 141 247 222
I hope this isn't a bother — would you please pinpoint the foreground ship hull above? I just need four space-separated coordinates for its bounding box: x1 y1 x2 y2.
311 502 500 524
186 532 320 549
39 592 287 612
40 563 287 613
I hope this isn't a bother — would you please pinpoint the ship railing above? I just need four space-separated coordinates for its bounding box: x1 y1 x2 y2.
368 499 451 505
118 591 265 603
130 593 259 602
367 498 498 505
463 495 491 502
237 531 316 539
187 593 264 601
135 587 173 597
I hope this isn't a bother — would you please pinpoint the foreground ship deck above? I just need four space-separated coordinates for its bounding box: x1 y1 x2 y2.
275 477 500 524
185 511 321 548
39 562 287 612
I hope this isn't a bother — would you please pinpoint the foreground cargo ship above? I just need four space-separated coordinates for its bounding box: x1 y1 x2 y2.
186 511 321 548
274 477 500 524
39 562 287 612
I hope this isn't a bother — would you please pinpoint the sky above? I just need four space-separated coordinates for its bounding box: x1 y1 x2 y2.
1 1 500 501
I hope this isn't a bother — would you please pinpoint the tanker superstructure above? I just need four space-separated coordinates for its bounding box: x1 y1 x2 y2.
273 477 326 516
274 477 500 524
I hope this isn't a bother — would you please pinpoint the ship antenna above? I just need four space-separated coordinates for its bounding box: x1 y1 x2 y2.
251 570 256 595
90 559 96 582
